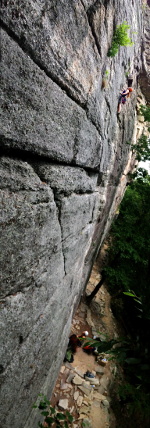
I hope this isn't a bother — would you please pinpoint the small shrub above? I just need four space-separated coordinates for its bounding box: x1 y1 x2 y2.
108 21 133 57
104 70 109 77
108 41 118 57
82 420 91 428
33 394 73 427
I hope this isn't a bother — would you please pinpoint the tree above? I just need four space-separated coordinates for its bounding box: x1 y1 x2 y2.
131 134 150 162
131 105 150 161
140 105 150 123
86 270 106 304
105 172 150 319
85 172 150 427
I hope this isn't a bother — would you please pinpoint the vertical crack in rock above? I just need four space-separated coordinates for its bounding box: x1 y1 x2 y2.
105 97 111 115
72 135 79 164
1 23 103 155
91 197 97 223
86 0 101 57
30 161 67 276
81 2 101 64
52 191 67 277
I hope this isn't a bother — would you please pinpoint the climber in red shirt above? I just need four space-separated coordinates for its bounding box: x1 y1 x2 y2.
117 87 133 113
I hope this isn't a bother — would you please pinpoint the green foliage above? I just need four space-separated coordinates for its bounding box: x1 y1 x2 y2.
65 348 73 362
111 376 150 428
118 382 150 422
98 169 150 426
140 135 150 160
131 167 149 181
85 331 150 427
107 41 119 57
105 174 150 317
140 105 150 123
123 291 142 305
104 70 109 78
82 421 91 428
33 395 73 427
125 67 130 78
83 337 118 353
102 172 150 425
108 22 133 57
131 134 150 162
84 332 150 390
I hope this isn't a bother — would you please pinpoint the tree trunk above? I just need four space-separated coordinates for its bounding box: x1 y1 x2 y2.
86 270 106 304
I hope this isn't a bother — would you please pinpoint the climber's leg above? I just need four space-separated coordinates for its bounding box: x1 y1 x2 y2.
117 102 121 113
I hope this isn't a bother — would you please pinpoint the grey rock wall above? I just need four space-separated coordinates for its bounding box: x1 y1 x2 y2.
0 1 144 427
139 1 150 104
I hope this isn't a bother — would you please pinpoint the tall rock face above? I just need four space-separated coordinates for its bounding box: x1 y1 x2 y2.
139 0 150 104
0 1 144 427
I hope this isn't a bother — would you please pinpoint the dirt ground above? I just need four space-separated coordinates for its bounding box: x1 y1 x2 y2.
50 245 122 428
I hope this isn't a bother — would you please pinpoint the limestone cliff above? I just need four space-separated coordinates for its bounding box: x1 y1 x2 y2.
0 1 146 427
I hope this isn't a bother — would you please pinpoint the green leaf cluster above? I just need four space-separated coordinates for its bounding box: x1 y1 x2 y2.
140 105 150 123
83 337 117 353
33 395 73 427
130 105 150 161
105 175 150 316
104 69 109 78
132 134 150 162
108 21 133 57
103 173 150 423
118 381 150 421
93 171 150 424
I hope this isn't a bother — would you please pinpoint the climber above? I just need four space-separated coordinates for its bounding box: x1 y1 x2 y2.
117 87 133 113
64 334 81 362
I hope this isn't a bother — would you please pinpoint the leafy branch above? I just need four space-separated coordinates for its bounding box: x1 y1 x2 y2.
108 22 133 57
131 134 150 162
140 105 150 123
131 105 150 161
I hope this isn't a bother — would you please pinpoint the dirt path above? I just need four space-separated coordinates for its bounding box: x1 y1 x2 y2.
51 252 120 428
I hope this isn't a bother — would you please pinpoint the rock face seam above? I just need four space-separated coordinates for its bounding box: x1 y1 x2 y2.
0 145 100 175
0 19 87 109
80 0 102 58
0 23 102 144
87 5 103 58
1 26 103 169
52 191 67 277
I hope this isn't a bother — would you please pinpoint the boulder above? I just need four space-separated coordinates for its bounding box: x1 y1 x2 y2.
58 399 69 410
